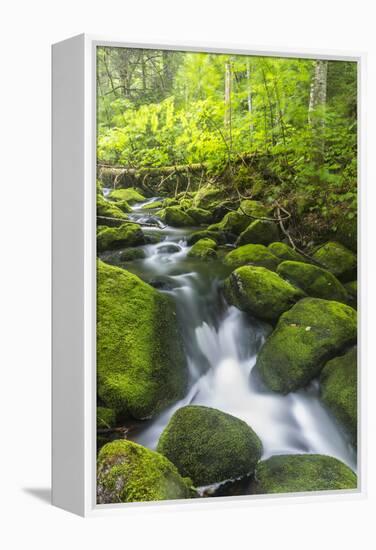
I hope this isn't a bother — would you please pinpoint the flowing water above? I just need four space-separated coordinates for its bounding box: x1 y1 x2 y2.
100 196 357 485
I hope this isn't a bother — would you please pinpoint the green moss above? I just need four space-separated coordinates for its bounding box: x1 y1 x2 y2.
277 261 349 303
141 200 163 210
188 238 217 261
209 210 249 235
320 347 357 446
179 198 193 210
268 242 306 262
97 406 116 429
192 184 224 210
255 298 357 393
238 199 270 218
224 266 305 323
345 281 357 297
119 248 146 261
223 244 280 271
186 207 213 225
97 194 129 224
97 440 195 504
187 230 227 246
162 197 179 207
312 242 357 282
97 261 188 419
164 206 195 227
237 220 279 246
109 187 145 204
111 199 132 213
252 454 357 494
97 223 145 252
157 405 262 486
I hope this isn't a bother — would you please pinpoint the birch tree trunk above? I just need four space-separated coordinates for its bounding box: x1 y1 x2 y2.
246 60 253 137
224 60 232 150
308 60 328 123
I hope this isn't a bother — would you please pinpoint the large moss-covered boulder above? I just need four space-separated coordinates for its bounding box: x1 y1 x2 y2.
164 206 195 227
187 230 227 246
97 223 145 252
277 261 349 303
320 347 357 446
119 247 146 261
209 210 249 235
157 405 262 486
238 199 270 218
188 238 217 261
97 406 116 429
223 266 304 323
252 454 357 494
141 200 163 210
268 242 306 263
312 242 357 282
186 207 213 225
97 440 194 504
97 195 129 225
109 187 145 204
97 261 187 419
237 220 279 246
223 244 280 271
255 298 357 393
192 184 224 210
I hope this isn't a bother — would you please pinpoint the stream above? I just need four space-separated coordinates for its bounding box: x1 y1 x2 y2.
100 195 357 490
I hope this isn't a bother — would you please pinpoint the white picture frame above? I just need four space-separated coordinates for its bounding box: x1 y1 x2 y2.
52 33 366 517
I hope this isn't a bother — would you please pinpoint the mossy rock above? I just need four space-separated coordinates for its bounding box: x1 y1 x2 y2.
255 298 357 393
97 406 116 429
164 206 195 227
97 223 145 252
179 198 193 210
238 199 270 218
141 200 163 210
119 248 146 261
97 194 129 225
236 220 279 246
209 210 249 235
109 187 145 204
192 184 224 210
223 266 305 323
97 261 187 419
268 242 306 263
157 405 262 486
277 261 349 303
111 199 132 213
186 207 213 225
223 244 280 271
188 238 217 261
162 197 179 208
97 440 194 504
345 281 357 297
320 347 357 446
187 230 227 246
252 454 357 494
312 242 357 282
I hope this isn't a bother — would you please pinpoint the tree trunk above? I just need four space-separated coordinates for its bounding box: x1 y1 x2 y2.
246 60 253 137
224 60 232 150
308 60 328 122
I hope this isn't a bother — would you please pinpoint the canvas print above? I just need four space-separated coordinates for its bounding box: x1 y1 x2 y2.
96 46 358 504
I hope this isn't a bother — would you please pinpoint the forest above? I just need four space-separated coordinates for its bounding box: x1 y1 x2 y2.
96 47 358 504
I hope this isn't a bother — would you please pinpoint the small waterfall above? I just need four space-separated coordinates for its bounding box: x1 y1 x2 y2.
116 198 356 473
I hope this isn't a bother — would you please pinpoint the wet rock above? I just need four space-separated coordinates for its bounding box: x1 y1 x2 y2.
223 265 305 323
157 243 182 254
186 207 213 225
237 220 279 246
320 347 357 446
277 260 349 303
119 248 146 261
268 242 306 263
223 244 280 271
188 238 217 261
157 405 262 486
97 223 145 252
97 260 187 419
255 297 357 393
97 440 195 504
251 454 357 494
312 242 357 282
164 206 195 227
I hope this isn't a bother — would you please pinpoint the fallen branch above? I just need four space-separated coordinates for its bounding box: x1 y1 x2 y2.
97 215 166 229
